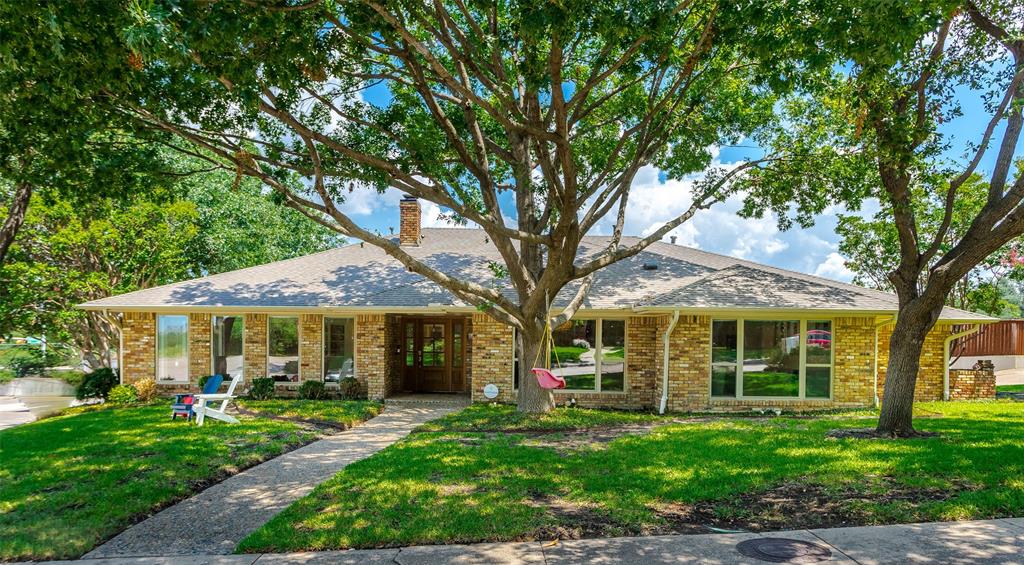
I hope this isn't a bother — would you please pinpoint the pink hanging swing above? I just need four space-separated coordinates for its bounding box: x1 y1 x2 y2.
531 313 566 389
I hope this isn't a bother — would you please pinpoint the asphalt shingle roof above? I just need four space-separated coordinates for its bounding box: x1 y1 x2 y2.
80 228 993 321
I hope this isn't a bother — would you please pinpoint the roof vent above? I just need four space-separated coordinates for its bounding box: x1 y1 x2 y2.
642 261 659 271
670 235 677 244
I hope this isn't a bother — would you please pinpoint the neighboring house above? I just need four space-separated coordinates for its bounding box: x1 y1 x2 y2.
80 198 997 411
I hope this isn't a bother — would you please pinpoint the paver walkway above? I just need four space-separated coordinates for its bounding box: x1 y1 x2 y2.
84 405 456 559
52 517 1024 564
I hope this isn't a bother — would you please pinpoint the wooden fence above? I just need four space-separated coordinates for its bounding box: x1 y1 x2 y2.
953 320 1024 357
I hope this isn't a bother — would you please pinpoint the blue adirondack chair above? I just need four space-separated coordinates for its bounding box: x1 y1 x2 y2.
171 375 223 421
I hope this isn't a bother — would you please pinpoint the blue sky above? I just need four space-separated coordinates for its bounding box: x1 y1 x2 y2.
333 82 1006 284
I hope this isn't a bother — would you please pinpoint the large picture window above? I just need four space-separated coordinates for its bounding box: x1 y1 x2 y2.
711 319 832 399
212 315 244 379
268 316 299 382
157 315 188 383
324 317 354 383
550 319 627 392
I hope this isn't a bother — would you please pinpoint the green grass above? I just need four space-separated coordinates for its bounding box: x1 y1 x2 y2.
552 345 588 363
238 401 1024 553
997 384 1024 393
0 403 325 561
237 399 384 426
742 371 799 397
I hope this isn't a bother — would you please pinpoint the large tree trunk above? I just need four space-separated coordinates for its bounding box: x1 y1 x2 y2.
516 324 555 413
876 301 942 436
0 181 33 264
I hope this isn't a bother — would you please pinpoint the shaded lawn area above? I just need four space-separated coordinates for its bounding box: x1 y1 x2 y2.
237 399 383 427
239 401 1024 553
0 400 381 561
998 384 1024 393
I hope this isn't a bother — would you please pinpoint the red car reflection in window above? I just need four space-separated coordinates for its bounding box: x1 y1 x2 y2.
807 330 832 349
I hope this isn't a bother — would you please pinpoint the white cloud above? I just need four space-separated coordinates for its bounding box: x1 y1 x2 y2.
813 252 854 282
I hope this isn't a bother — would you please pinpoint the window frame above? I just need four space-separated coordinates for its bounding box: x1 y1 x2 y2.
709 317 834 400
322 316 356 384
156 314 189 384
511 318 628 393
266 315 301 384
210 315 245 378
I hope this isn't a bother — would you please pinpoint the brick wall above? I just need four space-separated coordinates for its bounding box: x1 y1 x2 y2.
299 314 323 382
661 315 712 412
188 313 211 388
949 368 996 399
469 313 515 403
244 313 268 380
832 317 876 406
877 323 949 402
357 314 400 400
121 312 156 385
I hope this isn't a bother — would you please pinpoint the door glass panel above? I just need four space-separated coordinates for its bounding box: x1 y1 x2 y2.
157 315 188 383
423 323 445 367
324 318 354 383
405 322 414 367
452 322 463 368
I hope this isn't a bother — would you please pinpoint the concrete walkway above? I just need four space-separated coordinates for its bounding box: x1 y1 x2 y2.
84 405 456 559
50 517 1024 564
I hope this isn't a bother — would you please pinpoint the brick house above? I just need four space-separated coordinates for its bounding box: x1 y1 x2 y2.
80 197 995 411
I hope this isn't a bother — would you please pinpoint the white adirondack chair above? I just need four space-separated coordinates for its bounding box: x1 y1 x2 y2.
194 374 243 426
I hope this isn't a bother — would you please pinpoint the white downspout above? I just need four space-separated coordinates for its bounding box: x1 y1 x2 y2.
944 324 981 401
659 310 681 414
873 317 894 408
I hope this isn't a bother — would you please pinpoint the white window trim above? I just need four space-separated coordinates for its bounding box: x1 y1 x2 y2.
210 315 245 378
156 314 189 384
541 318 628 394
267 315 301 385
709 318 834 400
322 316 356 384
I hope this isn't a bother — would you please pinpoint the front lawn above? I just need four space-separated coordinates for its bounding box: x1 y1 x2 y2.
239 401 1024 553
0 400 381 561
237 399 383 427
997 384 1024 393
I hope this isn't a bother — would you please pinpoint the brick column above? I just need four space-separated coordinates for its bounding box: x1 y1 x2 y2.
299 314 323 382
625 316 660 408
244 313 268 380
663 315 711 412
357 314 389 399
121 312 156 385
832 317 875 406
469 313 515 403
188 313 211 387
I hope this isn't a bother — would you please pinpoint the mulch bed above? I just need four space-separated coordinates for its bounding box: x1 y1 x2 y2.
826 428 940 440
526 476 976 541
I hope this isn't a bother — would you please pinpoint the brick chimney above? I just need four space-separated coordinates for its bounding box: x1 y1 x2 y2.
399 195 421 246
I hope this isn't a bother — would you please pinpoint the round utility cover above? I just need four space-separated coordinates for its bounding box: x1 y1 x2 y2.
735 538 832 563
483 383 499 399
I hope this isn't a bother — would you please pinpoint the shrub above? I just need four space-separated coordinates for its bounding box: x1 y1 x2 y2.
338 376 362 400
76 368 119 400
108 384 139 404
6 346 65 378
298 380 327 400
248 377 275 400
133 378 158 402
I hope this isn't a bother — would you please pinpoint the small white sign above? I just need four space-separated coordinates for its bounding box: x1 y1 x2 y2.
483 383 499 399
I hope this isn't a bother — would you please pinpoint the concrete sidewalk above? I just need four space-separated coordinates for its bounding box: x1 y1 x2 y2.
83 405 456 559
52 517 1024 564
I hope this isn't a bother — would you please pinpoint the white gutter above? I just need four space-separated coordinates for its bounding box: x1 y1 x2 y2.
944 324 982 401
659 310 681 414
873 317 895 407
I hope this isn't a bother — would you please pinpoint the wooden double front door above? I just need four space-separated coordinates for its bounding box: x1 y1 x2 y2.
400 317 468 393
